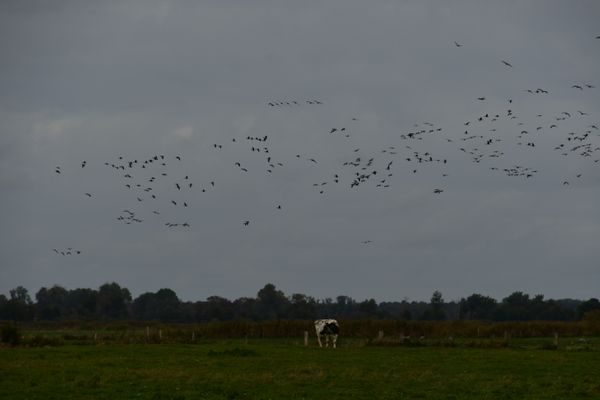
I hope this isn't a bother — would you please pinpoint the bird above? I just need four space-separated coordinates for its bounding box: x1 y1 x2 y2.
84 193 91 197
501 60 513 67
433 189 444 194
454 41 462 47
243 220 249 226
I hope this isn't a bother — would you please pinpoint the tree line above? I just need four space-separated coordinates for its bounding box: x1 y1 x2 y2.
1 283 598 322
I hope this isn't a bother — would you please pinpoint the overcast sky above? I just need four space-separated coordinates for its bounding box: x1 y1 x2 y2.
1 1 599 303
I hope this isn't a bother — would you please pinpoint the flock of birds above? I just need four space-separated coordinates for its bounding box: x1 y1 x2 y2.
52 36 599 254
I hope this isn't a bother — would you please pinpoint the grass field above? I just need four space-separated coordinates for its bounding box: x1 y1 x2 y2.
1 338 599 399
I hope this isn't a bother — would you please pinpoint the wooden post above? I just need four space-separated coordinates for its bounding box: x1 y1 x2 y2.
477 326 480 338
159 329 162 341
304 331 308 347
554 332 559 347
146 326 150 341
377 330 384 341
192 330 195 342
94 332 97 342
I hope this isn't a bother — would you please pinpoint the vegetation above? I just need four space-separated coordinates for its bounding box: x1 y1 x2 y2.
1 340 599 399
1 283 598 323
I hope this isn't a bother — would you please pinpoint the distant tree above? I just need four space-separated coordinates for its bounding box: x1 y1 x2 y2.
3 286 35 321
10 286 32 304
0 294 8 319
232 297 258 320
132 289 182 321
459 293 497 320
494 291 526 320
358 298 379 318
65 288 97 318
256 283 289 320
131 292 155 320
35 285 68 320
204 296 234 321
96 283 131 319
288 293 316 319
538 299 574 321
577 298 600 319
422 290 446 320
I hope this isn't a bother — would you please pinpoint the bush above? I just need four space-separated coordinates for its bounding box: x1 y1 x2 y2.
1 323 21 345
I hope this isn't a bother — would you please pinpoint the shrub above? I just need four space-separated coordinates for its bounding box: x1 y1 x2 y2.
1 323 21 345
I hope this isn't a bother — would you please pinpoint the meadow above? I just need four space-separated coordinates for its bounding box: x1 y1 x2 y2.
1 321 599 399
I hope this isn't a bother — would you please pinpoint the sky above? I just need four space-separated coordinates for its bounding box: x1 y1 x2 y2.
1 1 599 303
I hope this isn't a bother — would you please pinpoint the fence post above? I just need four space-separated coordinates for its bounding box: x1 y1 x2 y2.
192 330 195 342
94 332 97 342
159 329 162 342
554 332 559 347
146 326 150 342
304 331 308 347
377 330 384 341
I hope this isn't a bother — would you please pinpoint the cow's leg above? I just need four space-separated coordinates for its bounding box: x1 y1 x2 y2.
316 333 323 348
332 334 337 349
325 335 330 348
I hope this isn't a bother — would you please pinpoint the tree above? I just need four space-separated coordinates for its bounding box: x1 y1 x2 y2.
494 291 532 321
256 283 289 320
0 294 8 319
422 290 446 320
459 293 497 320
10 286 32 304
96 283 131 319
289 293 316 319
36 285 68 320
65 288 97 318
203 296 234 321
3 286 34 321
132 288 183 321
358 298 379 318
577 298 600 319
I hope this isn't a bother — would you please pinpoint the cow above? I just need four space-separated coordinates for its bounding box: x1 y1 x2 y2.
314 319 339 348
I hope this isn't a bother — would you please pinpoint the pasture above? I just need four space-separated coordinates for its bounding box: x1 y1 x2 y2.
1 333 599 399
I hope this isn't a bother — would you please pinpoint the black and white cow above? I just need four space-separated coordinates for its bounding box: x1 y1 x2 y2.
314 319 339 348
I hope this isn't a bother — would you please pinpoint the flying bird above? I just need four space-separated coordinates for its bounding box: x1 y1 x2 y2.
501 60 513 67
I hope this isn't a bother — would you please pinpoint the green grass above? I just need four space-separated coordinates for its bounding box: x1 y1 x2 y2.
1 340 599 399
